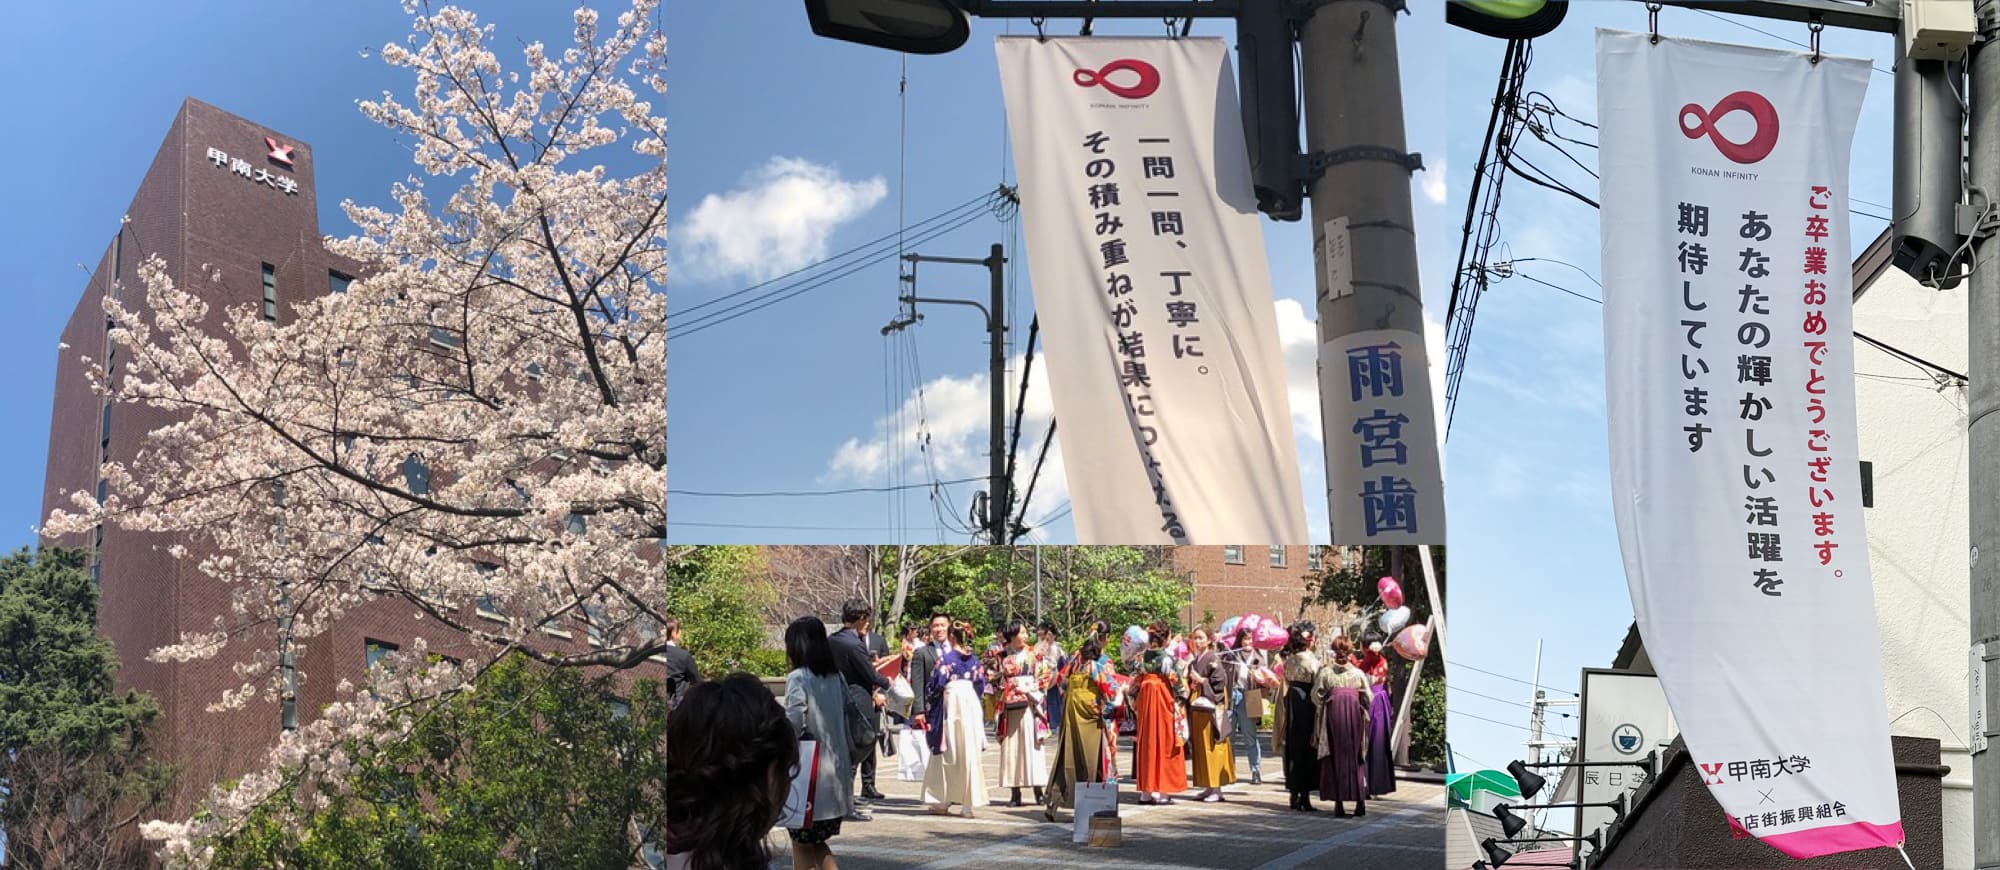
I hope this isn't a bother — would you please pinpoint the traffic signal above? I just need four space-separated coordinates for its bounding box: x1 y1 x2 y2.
1447 0 1568 40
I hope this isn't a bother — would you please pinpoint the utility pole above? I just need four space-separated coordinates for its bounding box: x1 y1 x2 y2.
1301 1 1429 533
889 243 1011 544
1970 2 2000 864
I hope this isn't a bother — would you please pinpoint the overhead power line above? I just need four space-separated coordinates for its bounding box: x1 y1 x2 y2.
669 477 982 498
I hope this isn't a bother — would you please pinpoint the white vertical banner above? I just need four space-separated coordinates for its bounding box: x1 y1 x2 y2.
1320 328 1445 543
1598 30 1901 858
998 37 1306 544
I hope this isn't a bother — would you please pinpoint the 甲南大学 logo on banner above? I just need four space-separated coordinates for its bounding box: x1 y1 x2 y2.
1072 58 1160 99
1679 90 1780 164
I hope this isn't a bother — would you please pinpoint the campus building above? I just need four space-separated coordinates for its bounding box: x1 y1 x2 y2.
39 98 660 813
1174 544 1354 632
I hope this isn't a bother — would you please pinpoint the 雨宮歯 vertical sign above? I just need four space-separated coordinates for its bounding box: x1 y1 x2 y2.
1598 30 1901 858
998 37 1306 543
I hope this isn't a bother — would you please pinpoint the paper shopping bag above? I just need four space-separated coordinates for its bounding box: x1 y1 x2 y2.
1071 781 1119 843
776 739 821 830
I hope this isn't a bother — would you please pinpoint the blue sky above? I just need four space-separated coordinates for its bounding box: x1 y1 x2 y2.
664 6 1451 544
0 1 654 551
1441 1 1898 821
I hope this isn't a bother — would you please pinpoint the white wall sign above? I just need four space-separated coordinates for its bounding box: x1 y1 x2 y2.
1577 669 1677 848
205 145 299 195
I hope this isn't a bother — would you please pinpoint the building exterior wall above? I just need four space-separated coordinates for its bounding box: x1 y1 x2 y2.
1175 544 1344 630
1853 264 1973 870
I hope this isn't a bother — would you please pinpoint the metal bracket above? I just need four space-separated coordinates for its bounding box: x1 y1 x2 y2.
1306 145 1425 177
1289 0 1405 22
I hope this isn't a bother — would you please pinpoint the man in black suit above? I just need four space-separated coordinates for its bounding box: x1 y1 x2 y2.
830 599 892 819
905 613 951 733
660 616 700 709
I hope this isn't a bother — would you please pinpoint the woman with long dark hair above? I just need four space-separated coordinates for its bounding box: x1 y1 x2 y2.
921 620 990 817
1315 635 1371 817
1043 623 1121 823
1131 620 1189 805
783 616 852 869
1279 622 1323 812
664 674 800 870
996 621 1051 806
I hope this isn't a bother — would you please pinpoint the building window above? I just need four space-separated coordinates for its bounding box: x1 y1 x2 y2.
429 325 462 350
582 603 609 648
1269 546 1286 568
100 403 112 456
401 454 431 495
525 362 546 381
329 271 352 294
261 263 278 322
565 512 587 536
1308 546 1322 571
365 638 399 670
1222 545 1243 565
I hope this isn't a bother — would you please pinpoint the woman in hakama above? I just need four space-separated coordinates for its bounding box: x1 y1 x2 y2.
1043 627 1121 823
1353 638 1398 798
995 621 1051 807
1315 635 1372 818
921 621 991 818
1131 621 1189 805
1279 623 1322 812
1185 627 1235 802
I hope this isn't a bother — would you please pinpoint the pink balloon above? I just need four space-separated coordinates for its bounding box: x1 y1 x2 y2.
1240 613 1266 635
1392 624 1430 660
1168 639 1189 660
1378 576 1405 610
1252 623 1289 651
1217 615 1243 644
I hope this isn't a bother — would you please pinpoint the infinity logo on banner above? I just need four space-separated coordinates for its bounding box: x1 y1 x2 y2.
1072 58 1160 99
1679 91 1780 164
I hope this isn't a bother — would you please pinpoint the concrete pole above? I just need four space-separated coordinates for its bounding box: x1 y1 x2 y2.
988 243 1010 546
1299 1 1429 539
1971 3 2000 865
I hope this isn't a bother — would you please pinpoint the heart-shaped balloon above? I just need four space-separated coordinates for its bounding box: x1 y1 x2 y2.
1391 623 1430 660
1217 615 1243 645
1378 605 1412 637
1378 577 1405 610
1252 622 1289 651
1121 625 1149 662
1241 613 1266 635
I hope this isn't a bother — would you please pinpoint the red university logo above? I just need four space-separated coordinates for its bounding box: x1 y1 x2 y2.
1699 761 1728 785
1679 91 1780 164
1073 58 1160 100
265 136 296 166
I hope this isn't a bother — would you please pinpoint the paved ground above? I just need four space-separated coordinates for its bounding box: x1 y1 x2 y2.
759 730 1444 869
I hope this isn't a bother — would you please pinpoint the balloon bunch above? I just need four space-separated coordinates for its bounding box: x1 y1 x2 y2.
1375 576 1429 660
1213 613 1289 651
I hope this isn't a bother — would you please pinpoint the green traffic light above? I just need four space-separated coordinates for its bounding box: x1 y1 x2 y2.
1447 0 1568 39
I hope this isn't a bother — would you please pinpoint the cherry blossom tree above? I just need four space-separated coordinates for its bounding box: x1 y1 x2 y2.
43 1 668 862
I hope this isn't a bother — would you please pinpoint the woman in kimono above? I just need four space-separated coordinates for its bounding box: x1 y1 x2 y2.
996 621 1052 807
1042 627 1122 823
1353 636 1398 798
1315 635 1372 818
1131 621 1189 805
1185 626 1235 801
781 616 852 868
1279 622 1322 812
922 620 991 817
1035 621 1067 732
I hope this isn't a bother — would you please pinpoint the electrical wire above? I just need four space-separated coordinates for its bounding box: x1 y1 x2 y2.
668 203 994 340
1450 661 1579 696
668 478 982 498
1010 417 1059 542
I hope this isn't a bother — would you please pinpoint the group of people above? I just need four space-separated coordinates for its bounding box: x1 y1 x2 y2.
660 605 1402 870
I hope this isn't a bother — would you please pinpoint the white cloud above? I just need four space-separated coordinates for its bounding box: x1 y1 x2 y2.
1421 157 1448 205
679 157 887 282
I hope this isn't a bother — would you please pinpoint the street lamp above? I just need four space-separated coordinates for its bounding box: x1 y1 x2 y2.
1493 792 1628 838
1506 750 1659 800
803 0 971 54
1479 832 1597 867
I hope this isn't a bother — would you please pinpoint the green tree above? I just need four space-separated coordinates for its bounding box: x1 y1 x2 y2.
207 654 670 869
0 546 171 870
1304 546 1447 770
663 545 769 679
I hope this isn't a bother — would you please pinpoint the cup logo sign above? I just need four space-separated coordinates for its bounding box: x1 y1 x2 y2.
1679 91 1779 164
1612 722 1644 755
1073 58 1160 100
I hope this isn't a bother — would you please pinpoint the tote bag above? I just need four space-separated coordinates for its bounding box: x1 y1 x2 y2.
776 739 822 829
